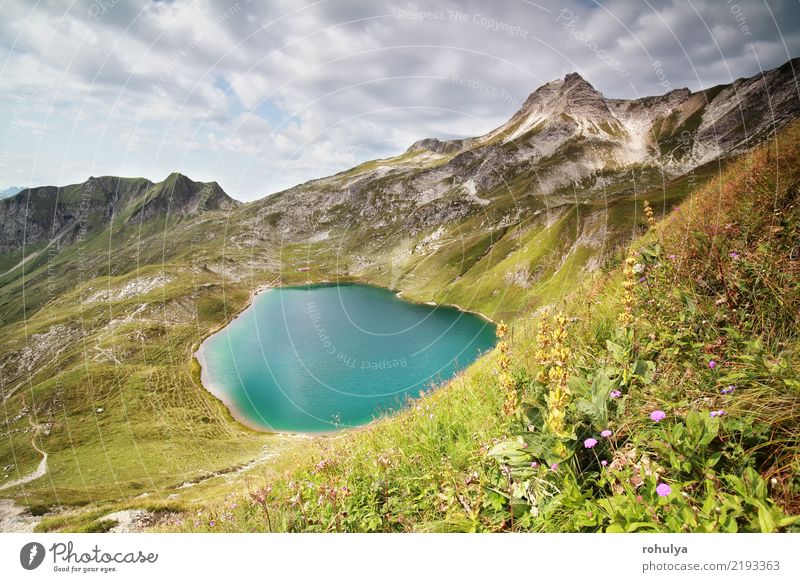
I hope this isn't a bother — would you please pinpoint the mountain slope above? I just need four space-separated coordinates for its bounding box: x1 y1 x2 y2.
173 120 800 534
0 173 239 255
0 187 25 200
236 57 799 317
0 59 798 529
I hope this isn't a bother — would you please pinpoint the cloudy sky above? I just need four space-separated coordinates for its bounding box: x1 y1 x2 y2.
1 0 799 200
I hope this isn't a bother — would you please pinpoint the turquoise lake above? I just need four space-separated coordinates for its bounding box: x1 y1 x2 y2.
197 283 497 432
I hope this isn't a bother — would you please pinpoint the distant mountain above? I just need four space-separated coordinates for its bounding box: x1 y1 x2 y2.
0 186 25 199
250 57 800 243
0 173 239 253
0 56 798 522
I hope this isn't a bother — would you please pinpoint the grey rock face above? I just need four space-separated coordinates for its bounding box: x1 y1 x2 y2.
0 173 239 253
249 58 799 246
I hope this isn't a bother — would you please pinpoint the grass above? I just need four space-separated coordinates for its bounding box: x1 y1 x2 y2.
165 121 800 533
0 105 795 533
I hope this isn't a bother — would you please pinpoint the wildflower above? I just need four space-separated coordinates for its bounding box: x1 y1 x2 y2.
249 485 272 506
496 352 511 371
536 312 572 456
496 321 509 339
668 254 677 260
729 251 740 259
601 460 608 467
710 410 726 418
601 429 612 438
312 458 335 474
209 520 216 527
643 200 656 229
638 276 647 284
550 463 559 471
610 390 622 399
649 410 666 422
531 461 539 468
584 438 598 449
721 385 735 395
656 482 672 497
708 360 717 369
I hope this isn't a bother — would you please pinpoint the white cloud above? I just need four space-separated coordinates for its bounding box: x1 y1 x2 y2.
0 0 798 199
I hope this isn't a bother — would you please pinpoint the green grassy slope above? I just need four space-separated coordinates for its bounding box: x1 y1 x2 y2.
0 117 788 534
167 122 800 533
0 157 718 526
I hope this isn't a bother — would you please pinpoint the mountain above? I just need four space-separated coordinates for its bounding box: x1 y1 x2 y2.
251 57 800 244
0 173 239 254
0 186 25 200
0 58 798 528
234 57 800 313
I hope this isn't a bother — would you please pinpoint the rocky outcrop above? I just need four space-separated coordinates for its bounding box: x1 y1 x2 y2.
248 57 800 245
0 174 239 253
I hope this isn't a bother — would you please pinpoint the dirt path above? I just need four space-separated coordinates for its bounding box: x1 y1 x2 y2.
0 246 45 278
0 417 48 491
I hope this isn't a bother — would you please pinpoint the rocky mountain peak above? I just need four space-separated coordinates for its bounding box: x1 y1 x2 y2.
563 71 590 87
0 173 238 254
405 138 464 155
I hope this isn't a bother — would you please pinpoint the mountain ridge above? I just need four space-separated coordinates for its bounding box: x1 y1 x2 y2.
0 173 239 254
0 58 798 527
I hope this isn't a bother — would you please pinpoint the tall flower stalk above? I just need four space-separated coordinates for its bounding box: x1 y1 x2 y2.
535 312 571 457
495 321 518 416
643 199 656 230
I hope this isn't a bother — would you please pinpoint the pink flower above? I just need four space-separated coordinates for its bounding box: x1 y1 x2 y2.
649 410 666 422
656 483 672 497
708 360 717 369
550 463 559 471
531 461 539 468
610 390 622 399
584 438 598 449
601 460 608 467
601 429 612 438
710 410 726 418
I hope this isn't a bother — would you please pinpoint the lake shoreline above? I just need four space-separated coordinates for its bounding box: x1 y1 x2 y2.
191 278 497 436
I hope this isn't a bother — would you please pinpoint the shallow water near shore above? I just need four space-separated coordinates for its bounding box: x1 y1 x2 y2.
197 283 496 432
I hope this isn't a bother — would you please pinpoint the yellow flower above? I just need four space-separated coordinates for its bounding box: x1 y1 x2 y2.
496 321 508 339
497 352 511 372
495 323 518 416
643 200 656 229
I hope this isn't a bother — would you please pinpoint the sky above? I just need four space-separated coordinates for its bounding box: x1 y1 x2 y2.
1 0 799 201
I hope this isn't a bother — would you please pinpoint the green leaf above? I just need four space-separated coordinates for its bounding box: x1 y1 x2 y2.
756 503 776 533
632 359 656 383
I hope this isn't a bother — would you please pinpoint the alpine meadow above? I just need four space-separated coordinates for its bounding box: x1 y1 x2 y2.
0 1 799 541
